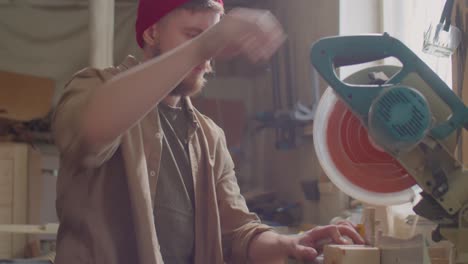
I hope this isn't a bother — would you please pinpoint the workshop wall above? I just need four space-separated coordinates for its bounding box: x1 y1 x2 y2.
0 2 141 228
339 0 383 78
186 0 348 225
1 0 348 227
262 0 347 225
0 2 140 105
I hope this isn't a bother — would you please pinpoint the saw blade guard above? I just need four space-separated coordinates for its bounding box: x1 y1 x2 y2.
314 81 418 206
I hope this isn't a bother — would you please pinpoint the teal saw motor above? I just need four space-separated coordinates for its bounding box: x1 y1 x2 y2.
310 33 468 263
368 84 432 154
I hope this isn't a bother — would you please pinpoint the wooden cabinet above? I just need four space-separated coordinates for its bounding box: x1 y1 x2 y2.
0 142 41 258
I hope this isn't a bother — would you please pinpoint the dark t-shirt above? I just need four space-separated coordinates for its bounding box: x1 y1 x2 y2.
154 103 195 264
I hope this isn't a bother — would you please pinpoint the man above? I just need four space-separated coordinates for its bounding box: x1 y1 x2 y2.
52 0 364 263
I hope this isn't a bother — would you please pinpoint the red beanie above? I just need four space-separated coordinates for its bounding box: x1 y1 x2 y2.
136 0 224 48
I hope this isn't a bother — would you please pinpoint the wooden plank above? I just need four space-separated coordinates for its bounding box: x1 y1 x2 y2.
0 183 13 207
0 143 34 257
0 224 58 235
0 160 13 207
428 243 453 264
323 245 380 264
429 246 451 259
27 147 42 243
0 233 12 258
11 144 28 257
0 159 13 182
0 143 16 160
0 150 14 258
378 234 430 264
361 207 376 246
452 0 468 164
0 206 13 258
381 247 425 264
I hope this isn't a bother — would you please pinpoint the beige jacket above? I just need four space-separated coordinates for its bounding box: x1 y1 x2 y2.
52 56 271 264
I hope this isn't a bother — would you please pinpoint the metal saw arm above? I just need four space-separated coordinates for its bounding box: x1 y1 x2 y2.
310 33 468 140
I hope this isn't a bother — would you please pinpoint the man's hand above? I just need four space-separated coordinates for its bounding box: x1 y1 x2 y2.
286 224 365 261
248 223 365 263
200 8 286 63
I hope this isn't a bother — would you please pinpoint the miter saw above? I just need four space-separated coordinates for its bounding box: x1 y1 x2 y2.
310 33 468 263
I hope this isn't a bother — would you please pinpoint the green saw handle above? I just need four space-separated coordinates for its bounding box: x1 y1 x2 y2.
310 33 468 139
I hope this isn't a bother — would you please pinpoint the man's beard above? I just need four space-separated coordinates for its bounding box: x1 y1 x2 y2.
151 46 212 97
170 67 209 96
